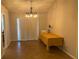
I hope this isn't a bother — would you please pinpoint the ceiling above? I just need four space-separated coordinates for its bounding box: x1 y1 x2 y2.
2 0 55 13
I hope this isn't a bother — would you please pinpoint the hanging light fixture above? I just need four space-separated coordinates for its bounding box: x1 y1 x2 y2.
25 0 38 18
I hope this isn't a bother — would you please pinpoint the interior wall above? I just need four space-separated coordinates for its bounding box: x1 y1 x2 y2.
10 13 48 41
47 0 77 58
9 13 17 41
1 4 11 57
39 13 48 33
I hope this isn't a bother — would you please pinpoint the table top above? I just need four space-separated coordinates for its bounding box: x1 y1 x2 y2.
41 32 64 39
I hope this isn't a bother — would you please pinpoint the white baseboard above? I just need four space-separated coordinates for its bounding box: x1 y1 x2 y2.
58 47 76 59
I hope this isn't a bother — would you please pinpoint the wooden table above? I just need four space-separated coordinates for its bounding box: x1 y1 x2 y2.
39 32 64 50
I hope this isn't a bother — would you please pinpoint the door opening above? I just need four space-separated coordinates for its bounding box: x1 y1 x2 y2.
1 15 5 48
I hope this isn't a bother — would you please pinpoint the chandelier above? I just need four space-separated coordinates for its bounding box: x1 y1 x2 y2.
25 0 38 18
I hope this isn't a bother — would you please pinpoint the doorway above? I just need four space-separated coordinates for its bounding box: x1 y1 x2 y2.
1 15 5 48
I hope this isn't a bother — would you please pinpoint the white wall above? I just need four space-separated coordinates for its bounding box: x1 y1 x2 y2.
47 0 77 58
39 13 48 32
1 4 11 57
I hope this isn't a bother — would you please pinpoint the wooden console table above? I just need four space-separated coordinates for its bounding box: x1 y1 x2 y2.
39 32 64 50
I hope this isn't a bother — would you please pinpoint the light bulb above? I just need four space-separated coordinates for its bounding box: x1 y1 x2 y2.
25 14 30 17
33 14 38 18
25 15 28 17
30 14 33 17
